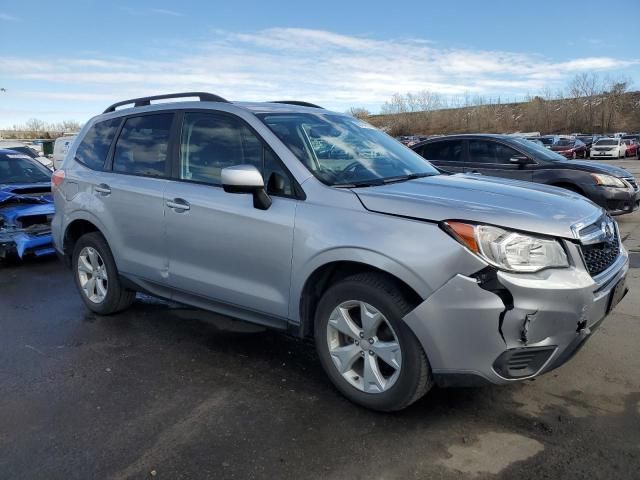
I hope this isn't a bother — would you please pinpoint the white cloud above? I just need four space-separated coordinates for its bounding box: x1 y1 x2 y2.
0 13 18 21
121 7 184 17
149 8 184 17
0 27 638 125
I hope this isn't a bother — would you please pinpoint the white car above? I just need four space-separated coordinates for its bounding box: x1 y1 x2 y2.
0 141 53 169
53 135 77 170
590 138 626 159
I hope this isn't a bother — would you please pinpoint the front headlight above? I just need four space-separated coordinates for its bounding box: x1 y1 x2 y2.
591 173 626 188
444 222 569 272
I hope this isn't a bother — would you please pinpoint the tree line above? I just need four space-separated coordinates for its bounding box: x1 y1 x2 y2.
350 73 640 136
0 119 83 139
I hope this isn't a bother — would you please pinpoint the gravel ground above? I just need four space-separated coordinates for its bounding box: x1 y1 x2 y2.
1 159 639 480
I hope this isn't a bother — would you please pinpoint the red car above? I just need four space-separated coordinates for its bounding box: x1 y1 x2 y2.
623 139 639 158
550 138 588 159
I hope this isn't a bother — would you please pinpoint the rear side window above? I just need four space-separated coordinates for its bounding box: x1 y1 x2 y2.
422 140 464 162
113 114 173 177
75 118 121 170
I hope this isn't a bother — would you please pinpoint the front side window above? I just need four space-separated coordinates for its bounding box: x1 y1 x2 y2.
179 112 294 195
468 140 520 164
257 113 438 187
422 140 464 162
113 114 173 177
75 117 121 170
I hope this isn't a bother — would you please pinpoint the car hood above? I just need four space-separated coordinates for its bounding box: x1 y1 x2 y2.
0 182 53 204
561 160 631 177
354 174 603 239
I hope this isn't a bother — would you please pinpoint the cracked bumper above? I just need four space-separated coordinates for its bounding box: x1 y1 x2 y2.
403 246 629 386
0 231 55 259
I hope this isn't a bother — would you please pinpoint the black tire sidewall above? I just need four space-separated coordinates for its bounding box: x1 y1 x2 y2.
314 278 428 411
72 232 126 315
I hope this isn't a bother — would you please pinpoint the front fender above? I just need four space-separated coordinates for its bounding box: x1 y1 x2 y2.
288 246 432 324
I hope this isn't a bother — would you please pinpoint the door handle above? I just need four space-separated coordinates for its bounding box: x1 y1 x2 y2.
94 184 111 195
167 198 190 211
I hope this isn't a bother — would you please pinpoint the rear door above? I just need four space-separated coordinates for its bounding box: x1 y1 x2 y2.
465 139 533 181
416 139 466 173
97 112 176 283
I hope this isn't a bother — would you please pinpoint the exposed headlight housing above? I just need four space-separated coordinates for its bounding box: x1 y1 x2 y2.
444 221 569 272
590 173 626 188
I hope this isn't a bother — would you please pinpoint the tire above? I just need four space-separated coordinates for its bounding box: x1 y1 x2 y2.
72 232 136 315
314 272 433 411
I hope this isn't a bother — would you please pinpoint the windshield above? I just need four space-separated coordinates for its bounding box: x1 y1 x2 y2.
257 113 439 186
510 137 567 161
0 152 52 184
554 139 574 147
537 137 554 145
596 139 618 146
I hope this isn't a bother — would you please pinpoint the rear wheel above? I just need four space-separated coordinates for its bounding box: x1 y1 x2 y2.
314 272 432 411
72 232 136 315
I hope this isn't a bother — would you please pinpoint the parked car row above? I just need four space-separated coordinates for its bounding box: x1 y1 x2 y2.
40 92 630 411
411 134 639 216
530 134 640 159
0 136 80 171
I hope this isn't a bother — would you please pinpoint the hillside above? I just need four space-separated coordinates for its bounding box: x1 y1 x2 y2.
367 91 640 136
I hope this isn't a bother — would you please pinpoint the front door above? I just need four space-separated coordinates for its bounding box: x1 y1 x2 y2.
465 139 533 181
164 111 298 320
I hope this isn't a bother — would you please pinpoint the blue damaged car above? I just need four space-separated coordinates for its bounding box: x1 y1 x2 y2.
0 149 55 260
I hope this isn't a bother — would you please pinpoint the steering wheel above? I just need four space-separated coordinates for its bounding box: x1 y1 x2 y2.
337 161 369 181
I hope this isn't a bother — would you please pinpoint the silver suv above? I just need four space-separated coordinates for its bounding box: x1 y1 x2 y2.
52 92 629 411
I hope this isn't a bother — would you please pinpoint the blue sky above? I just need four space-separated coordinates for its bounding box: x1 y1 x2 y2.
1 0 639 126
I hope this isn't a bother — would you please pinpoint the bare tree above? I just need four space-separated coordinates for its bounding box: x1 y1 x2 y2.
347 107 371 120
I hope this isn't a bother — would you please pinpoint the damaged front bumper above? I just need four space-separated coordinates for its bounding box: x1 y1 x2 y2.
0 204 55 260
403 243 629 386
0 227 55 259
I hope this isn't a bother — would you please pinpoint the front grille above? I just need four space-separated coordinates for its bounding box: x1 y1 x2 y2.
581 236 620 276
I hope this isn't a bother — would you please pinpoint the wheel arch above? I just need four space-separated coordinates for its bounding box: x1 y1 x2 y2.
62 215 108 267
295 257 425 339
549 182 585 195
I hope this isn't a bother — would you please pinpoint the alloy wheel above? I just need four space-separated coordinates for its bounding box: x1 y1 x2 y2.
77 246 108 303
326 300 402 393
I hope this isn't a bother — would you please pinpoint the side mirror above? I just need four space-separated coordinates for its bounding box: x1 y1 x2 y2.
509 155 530 166
222 164 272 210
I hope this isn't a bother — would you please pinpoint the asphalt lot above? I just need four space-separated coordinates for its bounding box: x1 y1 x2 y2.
2 159 640 480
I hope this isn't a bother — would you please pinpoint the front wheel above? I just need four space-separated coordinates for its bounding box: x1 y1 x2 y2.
314 273 433 411
72 232 136 315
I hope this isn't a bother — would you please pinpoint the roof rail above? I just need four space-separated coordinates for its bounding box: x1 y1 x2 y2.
103 92 229 113
271 100 324 109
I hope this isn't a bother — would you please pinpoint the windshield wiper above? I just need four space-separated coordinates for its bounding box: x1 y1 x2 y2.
380 172 436 184
334 178 386 188
334 172 436 188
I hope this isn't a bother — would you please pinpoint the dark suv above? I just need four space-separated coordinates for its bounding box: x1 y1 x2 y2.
411 134 639 216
